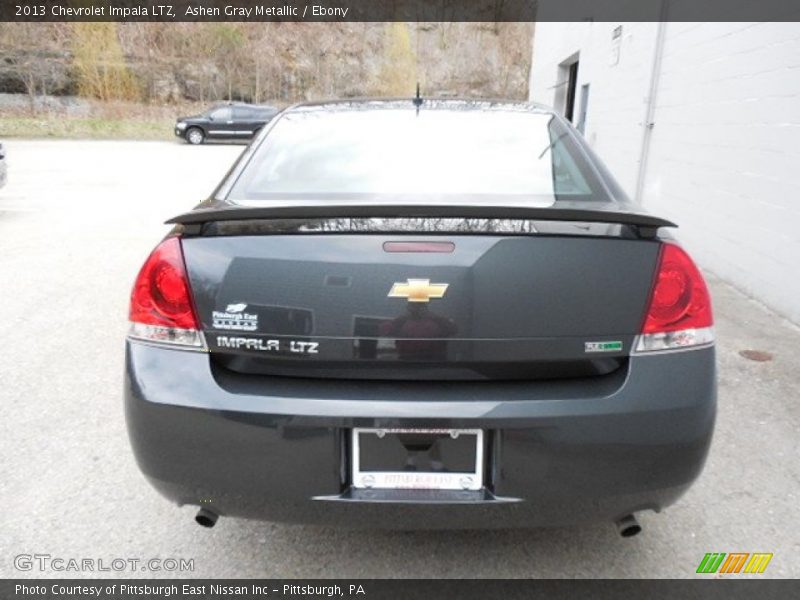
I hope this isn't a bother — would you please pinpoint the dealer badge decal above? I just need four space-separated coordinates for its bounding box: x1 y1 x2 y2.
212 303 258 331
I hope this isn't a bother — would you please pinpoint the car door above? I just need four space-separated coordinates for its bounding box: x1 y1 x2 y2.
231 107 258 138
207 106 235 139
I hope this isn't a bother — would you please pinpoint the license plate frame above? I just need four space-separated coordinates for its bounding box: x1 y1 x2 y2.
351 428 484 491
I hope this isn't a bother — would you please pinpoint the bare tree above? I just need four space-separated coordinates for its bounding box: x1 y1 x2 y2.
0 23 70 113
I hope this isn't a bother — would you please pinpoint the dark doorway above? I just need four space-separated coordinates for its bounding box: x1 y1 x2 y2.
565 61 579 122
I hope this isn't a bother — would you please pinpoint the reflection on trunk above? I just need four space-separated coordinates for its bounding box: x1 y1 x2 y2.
378 304 458 361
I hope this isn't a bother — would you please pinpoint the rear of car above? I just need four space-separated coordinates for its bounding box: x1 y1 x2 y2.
126 100 715 531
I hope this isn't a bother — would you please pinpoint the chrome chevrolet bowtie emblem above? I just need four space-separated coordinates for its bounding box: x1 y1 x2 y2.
387 279 449 303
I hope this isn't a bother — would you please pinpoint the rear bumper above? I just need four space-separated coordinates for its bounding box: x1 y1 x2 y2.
124 341 716 529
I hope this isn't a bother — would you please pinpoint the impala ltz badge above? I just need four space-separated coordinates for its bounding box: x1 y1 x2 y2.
216 336 319 355
388 279 449 303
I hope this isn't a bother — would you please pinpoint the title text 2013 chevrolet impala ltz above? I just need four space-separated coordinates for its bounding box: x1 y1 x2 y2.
125 99 715 534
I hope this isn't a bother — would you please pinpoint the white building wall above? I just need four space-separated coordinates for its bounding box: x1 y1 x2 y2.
530 22 660 194
530 22 800 324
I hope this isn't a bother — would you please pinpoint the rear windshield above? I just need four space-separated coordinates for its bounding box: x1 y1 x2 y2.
228 108 610 203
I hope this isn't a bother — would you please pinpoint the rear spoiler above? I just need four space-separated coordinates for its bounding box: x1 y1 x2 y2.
166 204 676 238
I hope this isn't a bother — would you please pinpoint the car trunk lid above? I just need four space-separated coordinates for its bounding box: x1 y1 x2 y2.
181 220 662 380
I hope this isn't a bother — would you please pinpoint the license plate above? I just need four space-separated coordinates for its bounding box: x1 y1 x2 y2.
351 428 484 491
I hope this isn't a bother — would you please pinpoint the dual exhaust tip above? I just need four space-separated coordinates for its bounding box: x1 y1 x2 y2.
195 508 642 536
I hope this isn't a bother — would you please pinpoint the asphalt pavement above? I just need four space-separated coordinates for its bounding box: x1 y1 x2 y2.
0 140 798 578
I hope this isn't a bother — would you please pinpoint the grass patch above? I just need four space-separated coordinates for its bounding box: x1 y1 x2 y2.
0 116 175 140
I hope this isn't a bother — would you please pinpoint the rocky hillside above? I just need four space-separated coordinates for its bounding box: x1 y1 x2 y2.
0 22 533 105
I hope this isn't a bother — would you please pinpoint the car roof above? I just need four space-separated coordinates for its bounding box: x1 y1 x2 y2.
283 98 555 116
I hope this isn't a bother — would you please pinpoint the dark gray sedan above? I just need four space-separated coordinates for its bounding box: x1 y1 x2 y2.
126 99 715 534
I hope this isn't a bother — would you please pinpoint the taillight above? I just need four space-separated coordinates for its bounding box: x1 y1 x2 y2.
634 242 714 353
128 237 206 349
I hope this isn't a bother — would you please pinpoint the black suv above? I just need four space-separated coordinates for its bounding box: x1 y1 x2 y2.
175 103 279 145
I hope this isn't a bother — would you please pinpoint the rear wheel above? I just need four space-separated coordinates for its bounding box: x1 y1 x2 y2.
186 127 205 145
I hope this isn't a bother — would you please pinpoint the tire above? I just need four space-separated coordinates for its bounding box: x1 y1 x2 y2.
186 127 205 145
